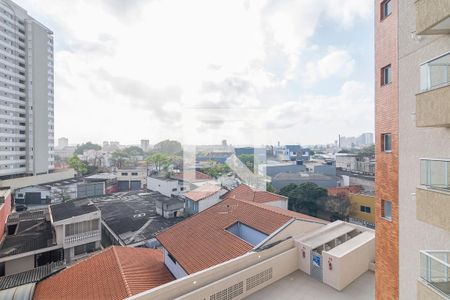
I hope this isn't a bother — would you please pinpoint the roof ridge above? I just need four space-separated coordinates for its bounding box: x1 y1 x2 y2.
111 246 133 297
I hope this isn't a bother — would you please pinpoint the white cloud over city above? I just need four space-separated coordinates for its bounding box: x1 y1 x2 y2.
16 0 374 146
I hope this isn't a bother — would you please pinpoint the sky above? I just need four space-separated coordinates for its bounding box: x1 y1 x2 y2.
17 0 374 146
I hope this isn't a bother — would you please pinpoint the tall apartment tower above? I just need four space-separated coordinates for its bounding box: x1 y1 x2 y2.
0 0 54 178
375 1 450 299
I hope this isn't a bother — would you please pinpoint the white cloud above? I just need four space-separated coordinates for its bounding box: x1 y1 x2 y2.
15 0 373 145
303 48 355 84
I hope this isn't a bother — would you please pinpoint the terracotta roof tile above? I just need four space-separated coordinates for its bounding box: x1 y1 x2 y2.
327 186 362 197
222 184 288 204
156 197 294 275
33 247 174 300
171 171 212 183
183 184 222 202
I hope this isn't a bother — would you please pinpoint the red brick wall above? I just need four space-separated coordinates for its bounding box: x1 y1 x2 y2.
0 191 12 241
375 0 399 299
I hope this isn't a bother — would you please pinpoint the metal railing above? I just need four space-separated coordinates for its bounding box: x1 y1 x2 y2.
420 52 450 92
420 251 450 298
64 230 100 245
420 159 450 190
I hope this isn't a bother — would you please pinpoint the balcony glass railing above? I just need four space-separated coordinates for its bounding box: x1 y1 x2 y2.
420 251 450 298
420 52 450 91
420 159 450 190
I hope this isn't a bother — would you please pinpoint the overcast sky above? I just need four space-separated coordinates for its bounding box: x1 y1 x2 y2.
17 0 374 146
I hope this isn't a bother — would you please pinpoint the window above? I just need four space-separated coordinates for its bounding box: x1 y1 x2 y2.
381 64 392 85
121 172 128 176
172 188 177 192
131 172 138 176
74 242 96 256
360 206 371 213
381 0 392 19
382 133 392 152
382 200 392 221
65 219 99 237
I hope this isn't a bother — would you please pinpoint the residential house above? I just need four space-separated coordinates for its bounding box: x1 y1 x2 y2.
156 196 327 279
113 168 147 191
223 184 289 210
33 246 174 300
183 184 226 215
147 176 190 197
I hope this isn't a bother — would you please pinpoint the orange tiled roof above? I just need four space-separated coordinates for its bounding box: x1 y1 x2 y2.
171 171 212 183
223 184 288 204
327 186 362 197
156 197 293 274
33 247 174 300
184 184 221 202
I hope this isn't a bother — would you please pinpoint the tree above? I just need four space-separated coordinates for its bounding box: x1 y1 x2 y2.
146 152 172 171
238 154 255 172
123 146 145 157
324 192 352 221
153 140 183 155
357 145 375 158
68 155 88 175
266 182 277 193
279 182 328 216
110 150 129 169
74 142 101 155
203 162 231 178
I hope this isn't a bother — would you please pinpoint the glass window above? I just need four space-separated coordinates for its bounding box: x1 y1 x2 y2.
381 0 392 19
382 133 392 152
381 64 392 85
382 200 392 221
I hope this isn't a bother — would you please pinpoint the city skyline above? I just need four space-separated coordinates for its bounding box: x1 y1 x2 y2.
15 0 374 145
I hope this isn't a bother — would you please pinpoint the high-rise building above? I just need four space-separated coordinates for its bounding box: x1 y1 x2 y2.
140 139 149 151
57 137 68 149
0 0 54 178
375 1 450 299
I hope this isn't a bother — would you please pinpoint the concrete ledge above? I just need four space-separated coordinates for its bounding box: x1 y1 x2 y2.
417 280 448 300
416 85 450 127
416 0 450 35
416 187 450 231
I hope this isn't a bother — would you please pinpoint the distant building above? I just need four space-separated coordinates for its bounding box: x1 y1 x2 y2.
0 200 101 276
183 184 226 215
313 164 336 177
335 154 374 176
92 191 185 247
0 0 55 178
113 168 147 191
57 138 68 149
171 171 214 187
84 173 118 194
14 186 52 205
140 139 150 152
271 172 338 190
258 161 306 177
147 176 190 197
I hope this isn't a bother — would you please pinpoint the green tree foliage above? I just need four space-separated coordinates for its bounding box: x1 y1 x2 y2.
68 155 88 175
153 140 183 155
266 182 277 193
324 192 352 221
146 152 172 171
279 182 328 216
238 154 255 172
123 146 145 157
74 142 101 155
357 145 375 158
110 150 129 168
203 162 231 178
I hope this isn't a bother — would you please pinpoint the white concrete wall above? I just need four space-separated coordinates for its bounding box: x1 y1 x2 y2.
322 234 374 291
147 177 188 197
198 193 221 212
163 248 188 279
265 199 288 210
5 254 34 276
